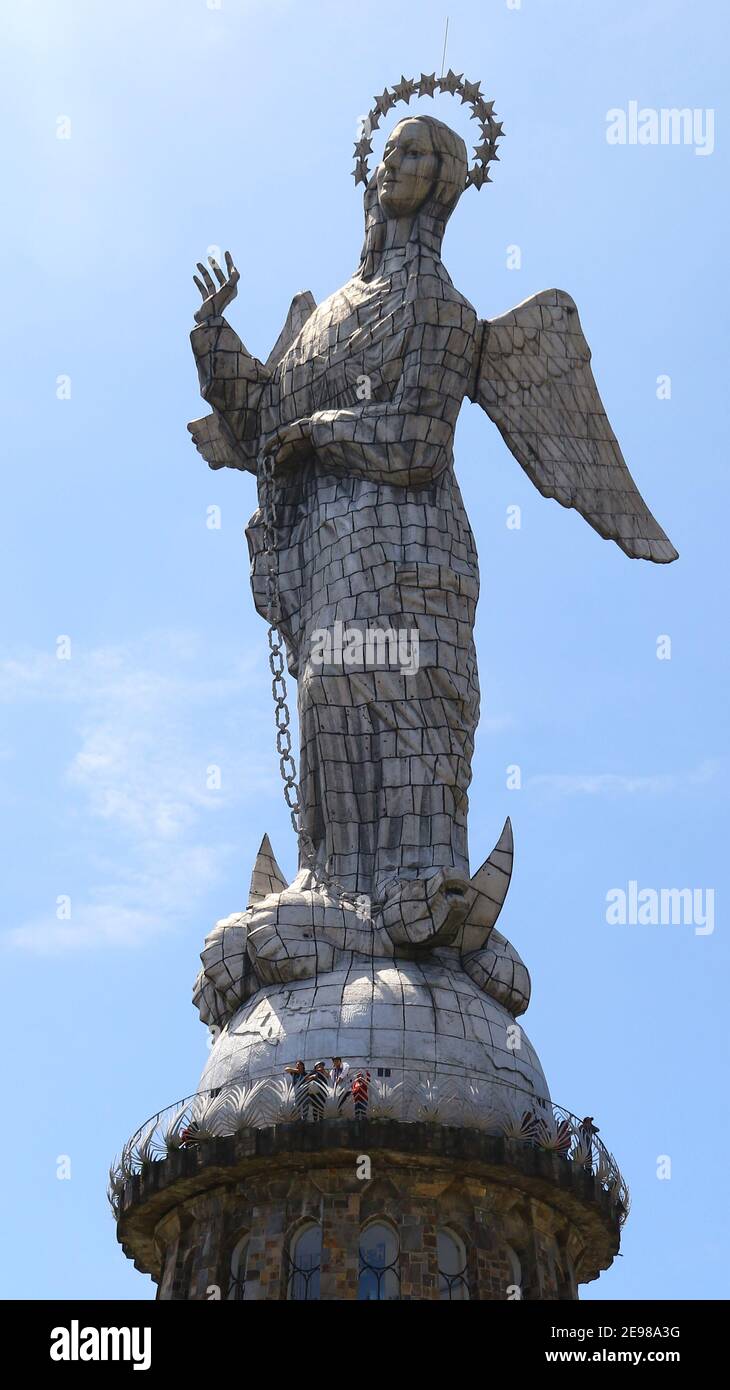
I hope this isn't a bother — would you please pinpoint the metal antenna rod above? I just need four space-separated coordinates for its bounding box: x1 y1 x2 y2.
440 16 449 78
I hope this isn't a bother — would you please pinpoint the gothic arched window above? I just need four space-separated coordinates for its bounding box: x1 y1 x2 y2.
358 1221 400 1301
228 1234 252 1301
437 1228 469 1300
286 1223 322 1301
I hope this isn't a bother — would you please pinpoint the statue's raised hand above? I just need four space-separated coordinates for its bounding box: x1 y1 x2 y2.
193 251 239 323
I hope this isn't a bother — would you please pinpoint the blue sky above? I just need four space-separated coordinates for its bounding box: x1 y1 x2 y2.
1 0 727 1300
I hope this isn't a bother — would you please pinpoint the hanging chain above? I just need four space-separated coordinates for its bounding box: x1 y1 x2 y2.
259 453 313 858
257 452 371 918
258 455 307 845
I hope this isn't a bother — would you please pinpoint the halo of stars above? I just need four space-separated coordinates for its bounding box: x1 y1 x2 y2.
352 71 503 191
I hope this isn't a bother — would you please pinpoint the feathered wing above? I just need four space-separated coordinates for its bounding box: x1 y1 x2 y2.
470 289 678 562
262 290 317 373
188 290 317 471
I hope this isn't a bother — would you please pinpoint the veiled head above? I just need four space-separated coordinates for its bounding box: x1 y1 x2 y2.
375 115 468 219
359 115 469 276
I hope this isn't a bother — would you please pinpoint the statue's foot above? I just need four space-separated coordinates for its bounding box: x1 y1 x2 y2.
245 880 376 985
192 823 528 1028
375 869 472 953
247 913 328 984
193 911 258 1029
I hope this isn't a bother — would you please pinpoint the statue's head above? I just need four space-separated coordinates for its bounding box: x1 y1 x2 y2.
375 115 468 219
359 115 469 276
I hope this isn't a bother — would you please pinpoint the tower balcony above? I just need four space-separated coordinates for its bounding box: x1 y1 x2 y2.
110 1072 627 1300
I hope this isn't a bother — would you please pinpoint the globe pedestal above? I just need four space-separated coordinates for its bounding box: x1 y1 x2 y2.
197 953 549 1114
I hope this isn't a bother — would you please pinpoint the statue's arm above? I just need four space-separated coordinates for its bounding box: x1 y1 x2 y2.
190 315 270 456
307 314 476 488
189 252 272 470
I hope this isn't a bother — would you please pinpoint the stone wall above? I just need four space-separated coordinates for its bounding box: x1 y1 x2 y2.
116 1121 619 1300
154 1165 577 1301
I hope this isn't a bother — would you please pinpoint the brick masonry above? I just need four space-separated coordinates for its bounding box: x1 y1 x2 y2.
117 1121 621 1301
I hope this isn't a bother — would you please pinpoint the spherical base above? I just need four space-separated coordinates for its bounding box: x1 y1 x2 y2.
198 952 549 1122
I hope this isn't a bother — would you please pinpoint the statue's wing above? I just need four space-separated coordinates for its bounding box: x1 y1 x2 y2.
470 289 678 562
187 291 317 471
264 289 316 371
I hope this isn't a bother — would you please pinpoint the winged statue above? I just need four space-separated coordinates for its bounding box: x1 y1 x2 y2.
187 95 676 1023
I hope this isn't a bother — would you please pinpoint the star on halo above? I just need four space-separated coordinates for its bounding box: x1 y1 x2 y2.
392 75 417 104
437 68 463 95
417 71 438 97
373 88 396 116
473 97 495 122
461 78 482 105
467 164 492 189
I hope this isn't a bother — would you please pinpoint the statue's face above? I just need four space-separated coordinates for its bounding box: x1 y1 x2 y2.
377 119 439 217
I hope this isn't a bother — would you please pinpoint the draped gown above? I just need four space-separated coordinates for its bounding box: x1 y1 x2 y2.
191 247 482 907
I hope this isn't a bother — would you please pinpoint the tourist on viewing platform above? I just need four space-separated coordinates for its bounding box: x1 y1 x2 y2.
352 1070 370 1118
284 1060 310 1120
331 1056 350 1110
580 1116 599 1172
310 1063 329 1121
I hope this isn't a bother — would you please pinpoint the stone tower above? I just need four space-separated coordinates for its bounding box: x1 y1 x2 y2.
111 827 627 1300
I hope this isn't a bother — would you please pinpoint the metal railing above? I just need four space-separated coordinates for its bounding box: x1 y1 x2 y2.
109 1071 629 1224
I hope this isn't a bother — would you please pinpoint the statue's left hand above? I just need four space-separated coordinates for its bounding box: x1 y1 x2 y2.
193 250 240 323
262 418 313 469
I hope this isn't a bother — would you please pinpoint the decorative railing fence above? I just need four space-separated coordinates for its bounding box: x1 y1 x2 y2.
109 1072 629 1223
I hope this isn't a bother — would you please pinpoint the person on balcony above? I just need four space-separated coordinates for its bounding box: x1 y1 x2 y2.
580 1116 599 1171
310 1062 329 1121
330 1056 350 1110
352 1070 370 1118
284 1060 310 1120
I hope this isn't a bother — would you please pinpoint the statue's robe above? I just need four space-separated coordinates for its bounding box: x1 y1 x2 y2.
192 251 481 902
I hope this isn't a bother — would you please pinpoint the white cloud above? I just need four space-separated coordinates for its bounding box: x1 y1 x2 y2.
2 633 285 952
527 760 719 797
7 844 225 953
